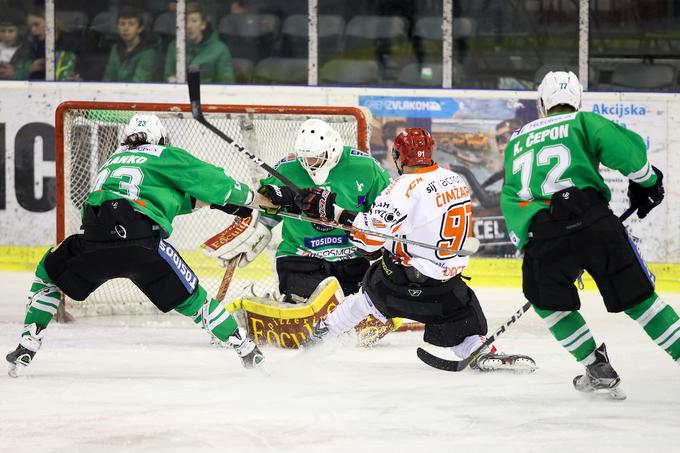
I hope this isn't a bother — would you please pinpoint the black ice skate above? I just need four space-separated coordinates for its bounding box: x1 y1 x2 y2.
573 343 626 400
470 348 537 373
6 324 44 378
227 330 266 371
302 319 329 348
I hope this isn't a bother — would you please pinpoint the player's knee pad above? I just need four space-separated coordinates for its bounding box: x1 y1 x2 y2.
601 256 655 312
423 288 488 347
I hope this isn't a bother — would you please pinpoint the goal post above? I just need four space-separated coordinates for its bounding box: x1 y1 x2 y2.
55 101 370 317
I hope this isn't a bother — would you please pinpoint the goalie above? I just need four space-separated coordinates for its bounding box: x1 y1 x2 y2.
6 114 270 377
210 118 392 303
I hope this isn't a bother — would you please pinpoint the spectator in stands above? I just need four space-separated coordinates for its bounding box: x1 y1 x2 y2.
374 120 407 178
23 7 80 80
164 2 234 83
0 9 31 80
103 6 162 82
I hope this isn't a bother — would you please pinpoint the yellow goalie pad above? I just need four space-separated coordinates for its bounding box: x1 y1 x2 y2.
226 277 400 349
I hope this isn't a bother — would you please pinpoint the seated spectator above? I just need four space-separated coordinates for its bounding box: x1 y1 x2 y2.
103 6 162 82
0 9 31 80
24 7 80 80
164 2 234 83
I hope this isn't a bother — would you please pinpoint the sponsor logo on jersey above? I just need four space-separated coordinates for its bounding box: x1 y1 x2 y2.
359 96 459 118
349 148 370 157
592 103 647 118
312 223 334 232
515 113 576 138
297 246 357 259
274 154 297 168
304 235 349 249
158 240 198 293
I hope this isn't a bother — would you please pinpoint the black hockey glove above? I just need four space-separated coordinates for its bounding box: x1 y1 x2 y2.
301 187 337 221
258 185 302 214
210 203 253 218
627 166 664 219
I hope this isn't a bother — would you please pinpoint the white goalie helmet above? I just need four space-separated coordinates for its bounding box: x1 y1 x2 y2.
537 71 583 118
295 118 344 185
124 114 168 145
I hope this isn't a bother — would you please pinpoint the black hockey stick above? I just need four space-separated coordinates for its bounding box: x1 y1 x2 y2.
417 301 532 372
417 206 640 372
187 69 303 197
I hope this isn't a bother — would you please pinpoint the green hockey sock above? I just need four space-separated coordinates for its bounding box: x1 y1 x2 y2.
175 285 238 342
534 307 597 364
23 250 61 332
625 293 680 361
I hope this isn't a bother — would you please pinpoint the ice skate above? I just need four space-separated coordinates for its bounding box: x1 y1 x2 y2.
302 319 329 348
573 343 626 400
470 346 537 373
227 330 266 371
6 324 44 378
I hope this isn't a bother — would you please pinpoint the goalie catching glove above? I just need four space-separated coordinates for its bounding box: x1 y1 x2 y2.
202 209 272 268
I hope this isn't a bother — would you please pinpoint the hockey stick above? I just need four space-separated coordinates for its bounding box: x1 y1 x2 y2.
187 69 303 196
417 207 640 372
248 205 480 257
215 254 242 302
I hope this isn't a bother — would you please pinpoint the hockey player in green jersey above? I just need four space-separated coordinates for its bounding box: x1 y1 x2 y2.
212 118 391 303
6 114 272 377
501 71 678 398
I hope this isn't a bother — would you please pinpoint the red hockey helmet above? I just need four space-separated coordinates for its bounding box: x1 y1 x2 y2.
391 127 435 169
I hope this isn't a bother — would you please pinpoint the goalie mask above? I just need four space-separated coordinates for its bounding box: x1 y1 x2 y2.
537 71 583 118
124 114 168 146
295 118 343 185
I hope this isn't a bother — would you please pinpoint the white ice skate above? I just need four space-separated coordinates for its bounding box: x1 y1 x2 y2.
6 324 44 378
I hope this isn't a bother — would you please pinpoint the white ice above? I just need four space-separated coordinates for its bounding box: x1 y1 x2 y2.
1 271 679 453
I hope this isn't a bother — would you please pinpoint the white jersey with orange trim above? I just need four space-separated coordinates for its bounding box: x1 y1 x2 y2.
351 164 473 280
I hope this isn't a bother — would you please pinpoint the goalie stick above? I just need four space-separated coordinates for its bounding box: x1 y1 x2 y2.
187 68 304 197
246 205 481 257
417 207 640 372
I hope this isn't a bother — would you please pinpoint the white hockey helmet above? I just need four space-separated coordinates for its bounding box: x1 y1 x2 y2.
295 118 343 185
124 114 168 145
537 71 583 118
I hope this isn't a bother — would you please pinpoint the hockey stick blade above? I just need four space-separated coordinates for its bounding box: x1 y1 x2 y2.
417 301 532 372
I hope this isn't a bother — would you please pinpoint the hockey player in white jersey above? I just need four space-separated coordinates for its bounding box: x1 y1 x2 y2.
299 127 535 371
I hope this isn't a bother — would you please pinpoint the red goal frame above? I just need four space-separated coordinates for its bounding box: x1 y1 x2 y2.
55 101 370 243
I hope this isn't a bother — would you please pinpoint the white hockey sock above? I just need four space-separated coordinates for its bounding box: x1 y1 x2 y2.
325 291 387 337
450 335 489 359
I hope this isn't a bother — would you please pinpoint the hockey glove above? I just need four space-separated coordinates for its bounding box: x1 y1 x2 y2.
201 212 272 268
301 187 337 221
627 166 664 219
258 184 303 213
210 203 253 218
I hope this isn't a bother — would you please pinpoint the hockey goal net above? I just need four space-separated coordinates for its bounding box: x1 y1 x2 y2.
56 101 370 317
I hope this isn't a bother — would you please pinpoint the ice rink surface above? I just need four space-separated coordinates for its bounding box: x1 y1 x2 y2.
1 271 679 453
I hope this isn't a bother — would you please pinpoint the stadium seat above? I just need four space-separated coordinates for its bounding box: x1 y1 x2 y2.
56 11 88 32
253 57 308 85
398 63 443 87
280 14 345 62
90 11 117 35
153 11 175 37
319 59 381 86
218 14 280 63
609 63 677 91
232 58 255 83
344 15 409 54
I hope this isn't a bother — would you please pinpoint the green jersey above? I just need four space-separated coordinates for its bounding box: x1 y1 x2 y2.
501 111 657 250
87 144 252 235
260 146 392 261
